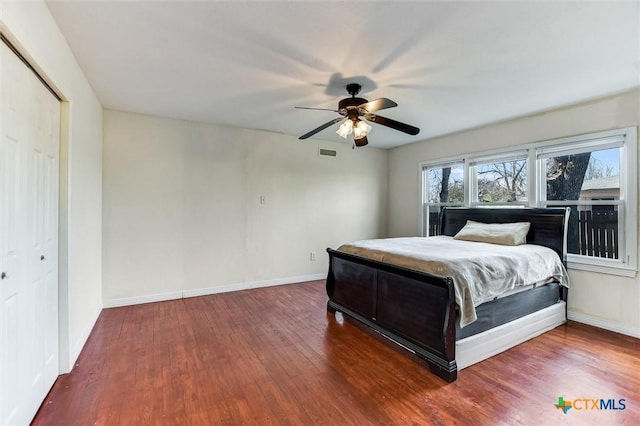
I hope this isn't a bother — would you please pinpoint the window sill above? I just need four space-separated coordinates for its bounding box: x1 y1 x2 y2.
567 260 637 278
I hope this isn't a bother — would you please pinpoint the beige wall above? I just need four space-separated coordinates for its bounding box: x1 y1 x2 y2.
389 89 640 337
1 1 104 370
102 110 388 303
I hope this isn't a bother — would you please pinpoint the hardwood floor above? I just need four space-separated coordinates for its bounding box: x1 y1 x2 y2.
33 280 639 425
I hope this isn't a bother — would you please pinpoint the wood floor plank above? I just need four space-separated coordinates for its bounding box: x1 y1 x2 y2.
32 280 639 425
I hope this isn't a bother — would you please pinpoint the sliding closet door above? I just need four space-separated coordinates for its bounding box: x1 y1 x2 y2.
1 39 60 426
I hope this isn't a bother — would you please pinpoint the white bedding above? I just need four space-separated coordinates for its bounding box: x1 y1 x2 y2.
337 236 569 327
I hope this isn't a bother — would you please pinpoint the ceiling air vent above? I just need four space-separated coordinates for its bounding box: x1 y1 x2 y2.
319 148 337 158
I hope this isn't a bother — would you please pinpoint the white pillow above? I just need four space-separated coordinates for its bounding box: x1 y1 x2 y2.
453 220 531 246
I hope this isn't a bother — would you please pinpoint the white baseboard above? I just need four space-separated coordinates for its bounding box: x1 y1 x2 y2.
104 289 184 308
568 311 640 339
103 273 326 308
181 273 326 298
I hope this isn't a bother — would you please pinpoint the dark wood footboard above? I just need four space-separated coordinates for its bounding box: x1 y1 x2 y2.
326 248 458 382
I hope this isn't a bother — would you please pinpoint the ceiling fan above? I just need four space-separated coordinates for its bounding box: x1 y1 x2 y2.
296 83 420 147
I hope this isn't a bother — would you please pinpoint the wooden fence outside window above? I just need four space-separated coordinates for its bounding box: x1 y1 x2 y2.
575 210 618 259
428 210 619 259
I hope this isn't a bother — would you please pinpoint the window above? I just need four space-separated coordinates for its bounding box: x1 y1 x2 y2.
422 161 465 236
420 127 637 276
469 152 529 205
536 130 636 275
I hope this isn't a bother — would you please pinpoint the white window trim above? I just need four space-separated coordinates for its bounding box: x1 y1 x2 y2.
419 127 638 277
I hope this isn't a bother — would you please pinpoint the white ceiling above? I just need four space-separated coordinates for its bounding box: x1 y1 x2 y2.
46 1 640 149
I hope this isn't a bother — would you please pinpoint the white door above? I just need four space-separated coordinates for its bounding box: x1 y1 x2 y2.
1 40 60 426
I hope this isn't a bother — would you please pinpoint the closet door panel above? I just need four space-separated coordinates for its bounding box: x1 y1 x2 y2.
1 40 29 425
1 40 60 425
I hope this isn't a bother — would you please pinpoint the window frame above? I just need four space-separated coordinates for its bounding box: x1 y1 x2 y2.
534 128 637 276
420 158 467 237
469 150 530 206
419 127 638 277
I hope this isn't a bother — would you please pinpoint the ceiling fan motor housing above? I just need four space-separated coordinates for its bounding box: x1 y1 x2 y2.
338 97 368 117
338 97 368 109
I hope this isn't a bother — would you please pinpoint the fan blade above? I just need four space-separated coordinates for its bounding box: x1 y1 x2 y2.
295 106 339 112
299 117 344 139
358 98 397 113
354 136 368 147
365 114 420 135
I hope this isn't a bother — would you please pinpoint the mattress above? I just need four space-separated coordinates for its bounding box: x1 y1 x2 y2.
337 236 569 327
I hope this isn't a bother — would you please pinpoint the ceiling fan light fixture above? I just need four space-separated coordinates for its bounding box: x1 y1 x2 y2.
297 83 419 143
336 119 353 138
353 119 372 140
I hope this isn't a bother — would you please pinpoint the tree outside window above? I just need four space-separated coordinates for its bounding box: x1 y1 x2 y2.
475 160 527 203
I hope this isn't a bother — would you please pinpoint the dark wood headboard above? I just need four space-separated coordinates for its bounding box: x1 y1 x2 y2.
440 207 570 263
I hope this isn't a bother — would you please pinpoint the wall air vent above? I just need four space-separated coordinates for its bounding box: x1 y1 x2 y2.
319 148 337 158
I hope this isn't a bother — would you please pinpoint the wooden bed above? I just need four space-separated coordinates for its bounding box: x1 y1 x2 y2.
325 207 569 382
